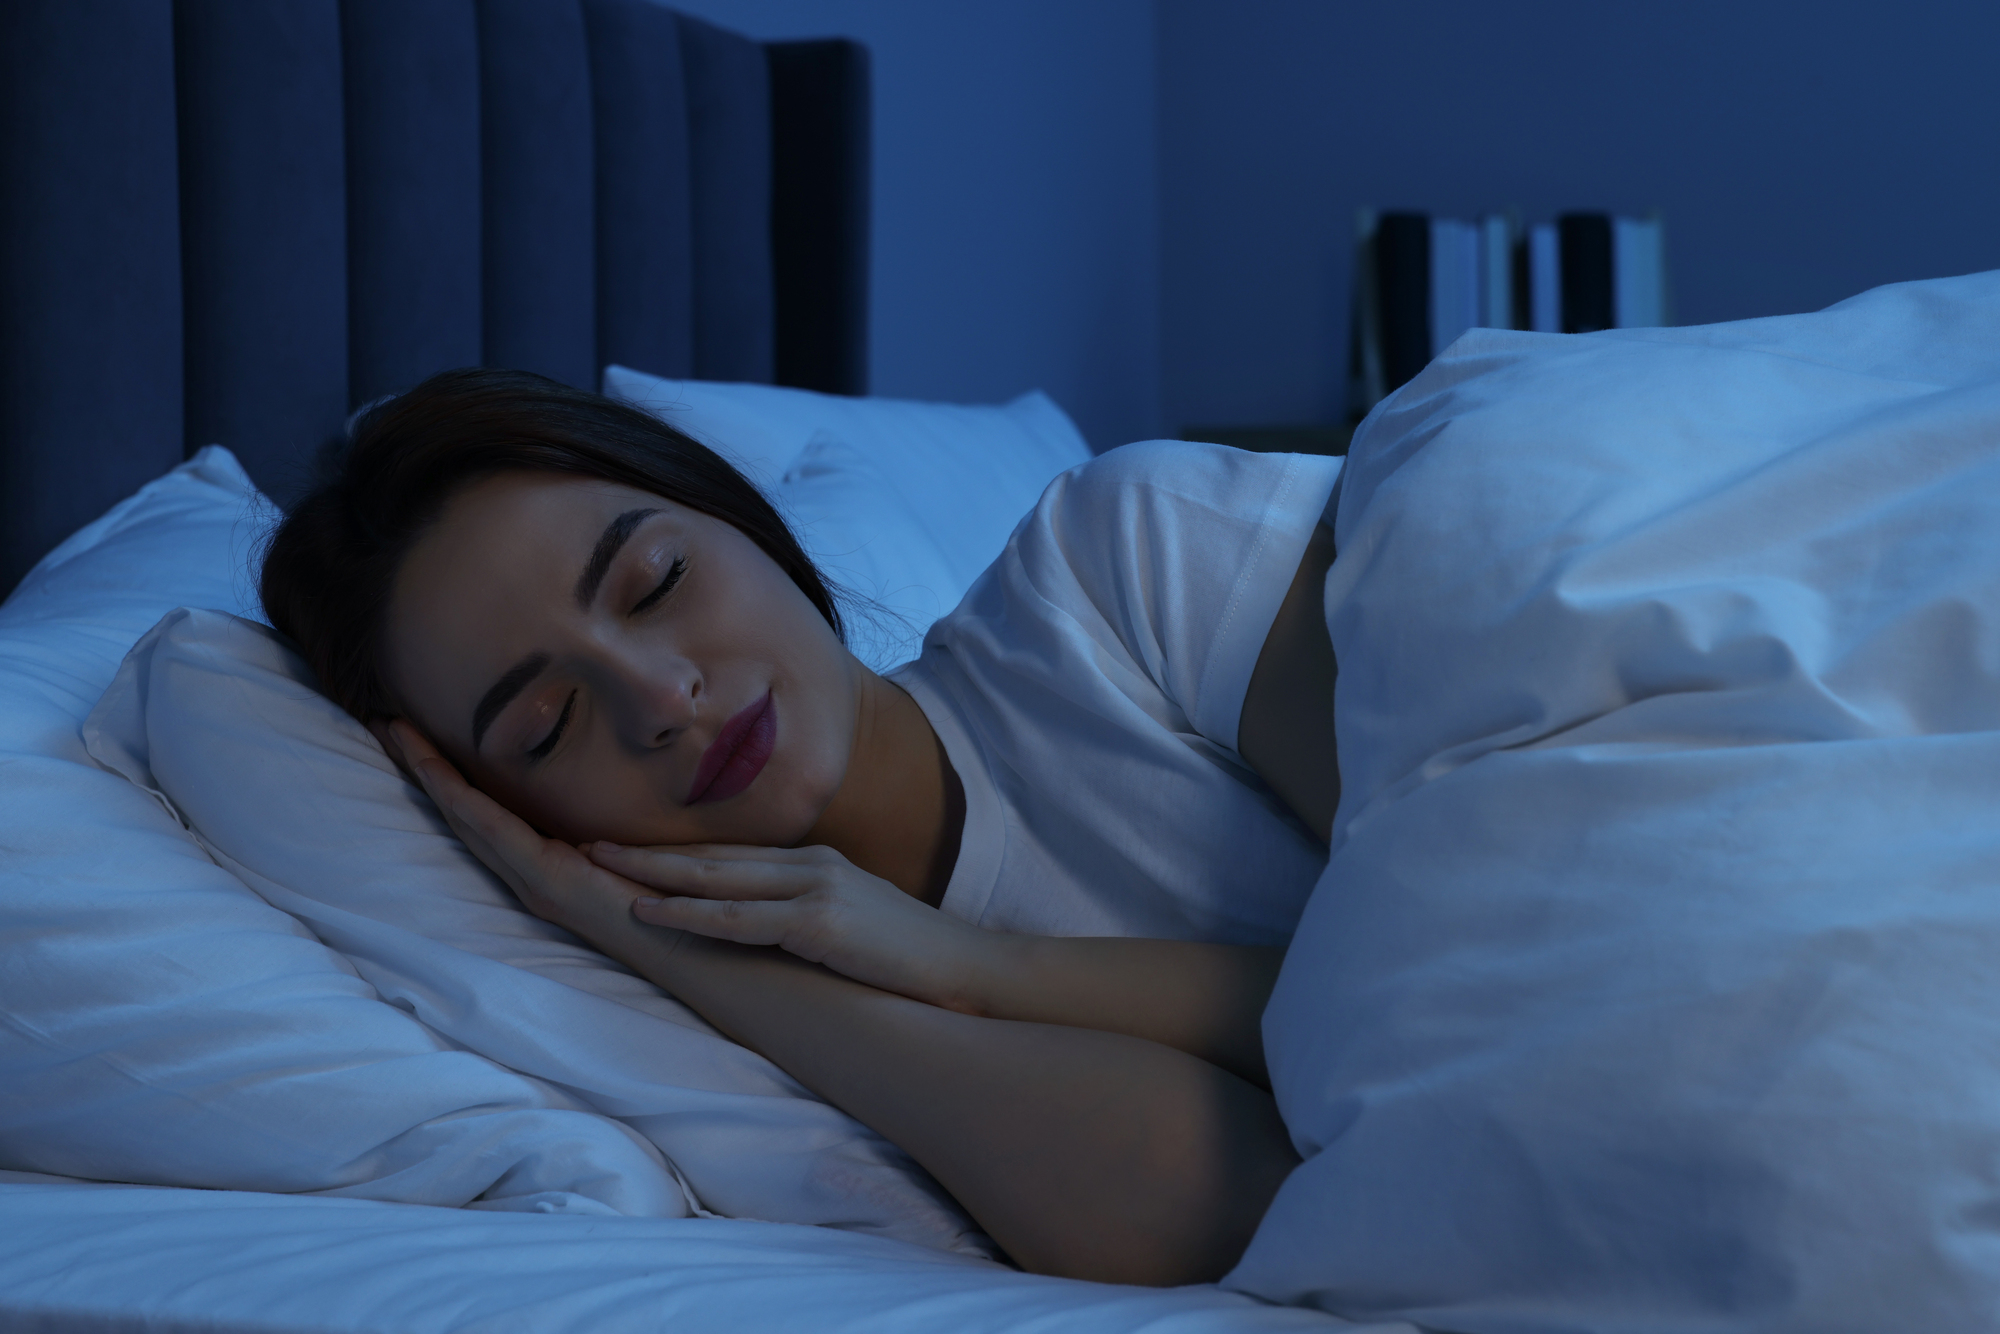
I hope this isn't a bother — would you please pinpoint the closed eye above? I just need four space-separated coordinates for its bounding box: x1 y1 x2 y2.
527 691 576 761
631 556 686 614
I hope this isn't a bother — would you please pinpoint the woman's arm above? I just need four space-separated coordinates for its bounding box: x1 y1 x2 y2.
590 841 1283 1086
944 934 1282 1086
1238 517 1339 842
613 929 1295 1285
391 726 1298 1284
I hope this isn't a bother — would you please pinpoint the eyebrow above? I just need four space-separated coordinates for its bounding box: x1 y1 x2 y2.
472 651 551 750
575 507 662 611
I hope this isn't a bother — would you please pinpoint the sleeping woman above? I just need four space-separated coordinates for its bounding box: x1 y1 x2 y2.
259 367 1343 1287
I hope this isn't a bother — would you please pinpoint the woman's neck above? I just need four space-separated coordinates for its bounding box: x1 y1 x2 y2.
801 670 964 906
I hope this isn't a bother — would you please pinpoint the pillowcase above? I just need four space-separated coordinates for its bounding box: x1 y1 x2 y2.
775 431 966 671
83 607 986 1256
1 449 687 1217
1231 271 2000 1330
605 370 1095 663
601 364 1094 495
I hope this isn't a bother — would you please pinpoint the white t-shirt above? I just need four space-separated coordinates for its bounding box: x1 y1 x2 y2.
890 441 1342 947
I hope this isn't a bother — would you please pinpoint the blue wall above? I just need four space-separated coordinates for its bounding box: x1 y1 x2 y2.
668 0 1162 450
1157 0 2000 430
680 2 2000 445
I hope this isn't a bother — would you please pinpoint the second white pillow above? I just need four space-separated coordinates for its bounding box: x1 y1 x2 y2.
775 430 967 672
603 368 1094 624
84 607 986 1256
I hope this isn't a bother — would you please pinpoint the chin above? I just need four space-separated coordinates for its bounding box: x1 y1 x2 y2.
707 803 816 851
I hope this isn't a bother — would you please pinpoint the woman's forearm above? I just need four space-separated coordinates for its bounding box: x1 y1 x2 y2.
944 936 1283 1087
397 724 1297 1280
583 836 1284 1084
597 918 1297 1285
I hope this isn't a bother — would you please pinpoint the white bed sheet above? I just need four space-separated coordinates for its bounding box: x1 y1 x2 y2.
0 1173 1403 1334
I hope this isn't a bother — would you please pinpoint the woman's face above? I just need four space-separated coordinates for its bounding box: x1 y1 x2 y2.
381 471 861 847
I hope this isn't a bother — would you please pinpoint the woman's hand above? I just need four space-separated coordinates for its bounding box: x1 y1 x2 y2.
378 719 673 958
376 719 990 1010
588 841 994 1014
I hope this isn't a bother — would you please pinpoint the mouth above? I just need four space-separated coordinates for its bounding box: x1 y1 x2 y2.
685 690 776 806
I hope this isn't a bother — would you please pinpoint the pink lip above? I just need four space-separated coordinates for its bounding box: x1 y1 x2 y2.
685 691 776 806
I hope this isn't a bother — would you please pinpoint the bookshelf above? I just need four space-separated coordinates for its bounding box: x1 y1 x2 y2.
1179 210 1664 459
1352 209 1667 415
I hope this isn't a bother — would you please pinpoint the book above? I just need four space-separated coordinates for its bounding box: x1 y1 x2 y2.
1558 212 1614 333
1527 223 1561 333
1347 209 1386 418
1429 217 1480 359
1480 215 1513 333
1355 211 1515 403
1374 211 1432 394
1613 215 1666 329
1349 207 1667 416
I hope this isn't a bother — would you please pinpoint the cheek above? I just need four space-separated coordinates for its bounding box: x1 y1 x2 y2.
760 637 858 818
467 744 650 845
485 746 803 848
462 599 857 848
568 765 688 845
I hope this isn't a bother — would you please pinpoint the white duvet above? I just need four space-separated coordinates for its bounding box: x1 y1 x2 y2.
1233 271 2000 1330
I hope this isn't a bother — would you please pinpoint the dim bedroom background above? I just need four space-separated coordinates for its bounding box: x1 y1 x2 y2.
6 2 2000 1332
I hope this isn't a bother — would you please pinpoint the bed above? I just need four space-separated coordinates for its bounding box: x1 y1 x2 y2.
10 3 2000 1332
0 3 1406 1330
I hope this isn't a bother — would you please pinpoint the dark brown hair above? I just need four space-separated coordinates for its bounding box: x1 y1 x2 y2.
261 367 841 721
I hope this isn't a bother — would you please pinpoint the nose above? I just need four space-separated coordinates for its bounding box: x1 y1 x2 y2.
610 649 700 750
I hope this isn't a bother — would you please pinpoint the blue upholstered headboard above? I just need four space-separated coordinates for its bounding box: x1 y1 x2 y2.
0 0 869 589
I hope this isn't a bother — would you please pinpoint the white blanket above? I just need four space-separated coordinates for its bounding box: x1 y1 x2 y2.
1232 271 2000 1330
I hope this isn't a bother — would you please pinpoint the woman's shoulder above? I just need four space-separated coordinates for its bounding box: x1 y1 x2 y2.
918 441 1340 664
1046 438 1294 510
1025 441 1339 573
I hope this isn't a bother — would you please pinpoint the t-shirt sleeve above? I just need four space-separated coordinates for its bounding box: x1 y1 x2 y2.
1002 441 1342 753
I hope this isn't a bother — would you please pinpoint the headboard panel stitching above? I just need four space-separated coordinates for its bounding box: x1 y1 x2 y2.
0 0 867 589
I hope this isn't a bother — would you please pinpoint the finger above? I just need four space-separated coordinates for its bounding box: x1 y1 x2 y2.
404 755 578 898
399 753 494 858
398 741 479 825
630 894 798 947
366 716 401 759
389 718 449 767
409 755 485 834
424 791 533 901
610 842 842 865
393 718 436 758
450 802 633 930
368 717 434 788
376 735 640 936
587 843 820 901
590 842 815 900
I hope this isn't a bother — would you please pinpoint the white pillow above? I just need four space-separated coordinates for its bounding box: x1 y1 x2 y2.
602 364 1091 485
0 450 686 1217
83 607 986 1256
1231 271 2000 1329
603 368 1092 604
775 430 966 671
